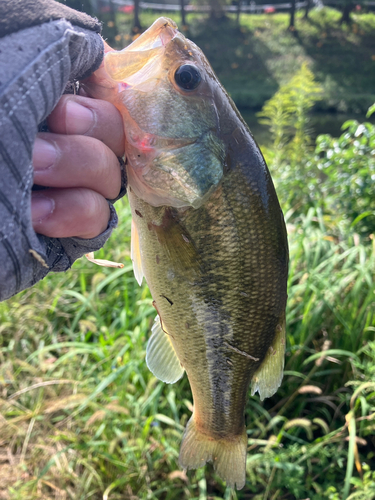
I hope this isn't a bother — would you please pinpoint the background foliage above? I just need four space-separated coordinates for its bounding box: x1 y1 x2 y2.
1 6 375 500
111 7 375 113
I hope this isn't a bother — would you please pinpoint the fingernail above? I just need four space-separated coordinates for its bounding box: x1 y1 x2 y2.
31 194 55 223
65 100 95 134
32 138 57 171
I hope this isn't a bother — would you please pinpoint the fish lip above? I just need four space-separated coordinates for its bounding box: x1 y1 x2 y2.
126 17 178 52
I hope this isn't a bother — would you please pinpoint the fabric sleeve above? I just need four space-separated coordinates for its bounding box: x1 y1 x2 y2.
0 11 122 301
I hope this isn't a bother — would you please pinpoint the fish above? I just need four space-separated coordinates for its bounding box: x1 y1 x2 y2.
82 18 288 490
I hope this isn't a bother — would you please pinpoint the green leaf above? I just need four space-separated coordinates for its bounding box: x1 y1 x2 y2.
302 350 360 366
350 211 375 228
366 103 375 118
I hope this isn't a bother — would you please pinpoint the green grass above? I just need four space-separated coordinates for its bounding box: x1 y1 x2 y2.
0 197 374 499
107 8 375 113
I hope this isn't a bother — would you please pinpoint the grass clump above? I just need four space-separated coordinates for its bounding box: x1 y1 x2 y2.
1 200 374 499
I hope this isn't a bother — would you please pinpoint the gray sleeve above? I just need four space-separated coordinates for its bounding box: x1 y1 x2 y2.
0 20 119 302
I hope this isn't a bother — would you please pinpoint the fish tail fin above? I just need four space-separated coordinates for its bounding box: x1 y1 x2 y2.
178 416 247 490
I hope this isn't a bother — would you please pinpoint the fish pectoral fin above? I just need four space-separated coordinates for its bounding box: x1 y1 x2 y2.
131 219 144 286
251 312 286 401
149 209 202 276
179 417 247 490
146 315 184 384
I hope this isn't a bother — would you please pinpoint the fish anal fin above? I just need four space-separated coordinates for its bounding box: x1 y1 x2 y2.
179 417 247 490
146 315 184 384
251 312 286 401
131 219 144 286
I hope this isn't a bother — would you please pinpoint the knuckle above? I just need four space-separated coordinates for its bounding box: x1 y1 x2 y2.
78 190 109 237
89 142 121 199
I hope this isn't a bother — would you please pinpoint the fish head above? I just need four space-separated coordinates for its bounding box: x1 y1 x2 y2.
100 18 226 208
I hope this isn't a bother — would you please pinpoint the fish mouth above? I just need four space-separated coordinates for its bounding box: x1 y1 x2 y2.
104 18 179 84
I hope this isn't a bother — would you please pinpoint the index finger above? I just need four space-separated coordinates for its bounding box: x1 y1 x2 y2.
47 95 125 158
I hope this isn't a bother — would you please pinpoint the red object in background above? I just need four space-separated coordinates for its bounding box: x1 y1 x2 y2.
118 5 135 13
264 6 276 13
355 4 361 9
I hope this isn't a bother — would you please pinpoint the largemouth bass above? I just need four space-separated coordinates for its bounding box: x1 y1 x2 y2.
82 18 288 490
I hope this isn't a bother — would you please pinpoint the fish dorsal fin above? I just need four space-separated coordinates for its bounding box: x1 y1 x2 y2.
251 312 286 401
131 219 144 286
146 315 185 384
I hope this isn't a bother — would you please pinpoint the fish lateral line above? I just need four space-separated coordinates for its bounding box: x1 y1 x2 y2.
223 341 260 362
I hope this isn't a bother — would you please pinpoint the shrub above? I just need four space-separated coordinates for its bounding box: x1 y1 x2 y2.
259 66 375 235
314 105 375 235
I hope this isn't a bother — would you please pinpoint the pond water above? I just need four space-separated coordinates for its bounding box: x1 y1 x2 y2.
240 109 371 147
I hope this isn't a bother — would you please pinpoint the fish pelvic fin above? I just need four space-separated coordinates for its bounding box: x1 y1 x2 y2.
251 312 286 401
146 315 185 384
131 219 144 286
179 417 247 490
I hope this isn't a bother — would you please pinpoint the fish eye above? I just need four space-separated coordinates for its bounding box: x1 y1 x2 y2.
174 64 201 91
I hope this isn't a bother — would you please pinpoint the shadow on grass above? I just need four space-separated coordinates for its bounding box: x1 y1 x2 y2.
295 14 375 112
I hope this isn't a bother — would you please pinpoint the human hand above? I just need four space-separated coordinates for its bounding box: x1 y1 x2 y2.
31 94 125 239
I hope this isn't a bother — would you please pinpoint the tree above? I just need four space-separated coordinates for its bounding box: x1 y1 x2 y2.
208 0 227 20
236 0 242 26
304 0 311 19
180 0 187 26
339 0 355 24
289 0 296 29
133 0 142 32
